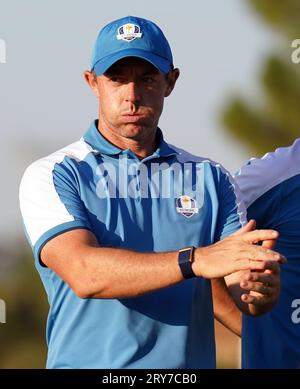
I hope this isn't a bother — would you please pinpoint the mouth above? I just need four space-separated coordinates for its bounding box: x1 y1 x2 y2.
121 114 147 123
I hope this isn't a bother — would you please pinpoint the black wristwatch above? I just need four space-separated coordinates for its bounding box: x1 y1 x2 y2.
178 246 196 279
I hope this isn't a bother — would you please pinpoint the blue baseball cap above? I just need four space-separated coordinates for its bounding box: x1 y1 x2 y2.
90 16 174 75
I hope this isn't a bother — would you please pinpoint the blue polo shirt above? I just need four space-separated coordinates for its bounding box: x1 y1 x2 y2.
235 138 300 369
19 120 246 368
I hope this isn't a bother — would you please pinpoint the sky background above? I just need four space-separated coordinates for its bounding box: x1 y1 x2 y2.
0 0 279 244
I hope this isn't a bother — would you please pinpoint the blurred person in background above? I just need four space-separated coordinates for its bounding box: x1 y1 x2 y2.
235 141 300 368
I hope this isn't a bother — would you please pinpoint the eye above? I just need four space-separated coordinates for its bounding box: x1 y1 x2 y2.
109 76 125 83
142 76 155 83
105 73 126 84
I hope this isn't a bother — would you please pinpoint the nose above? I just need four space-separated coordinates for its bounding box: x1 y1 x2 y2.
124 81 140 104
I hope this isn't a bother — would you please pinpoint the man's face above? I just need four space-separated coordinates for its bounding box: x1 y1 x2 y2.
90 57 178 142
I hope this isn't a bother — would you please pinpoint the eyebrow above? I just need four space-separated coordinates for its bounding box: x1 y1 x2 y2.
105 67 160 77
142 69 160 75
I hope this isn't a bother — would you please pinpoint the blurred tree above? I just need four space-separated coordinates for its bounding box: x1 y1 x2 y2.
250 0 300 38
0 249 48 368
221 0 300 157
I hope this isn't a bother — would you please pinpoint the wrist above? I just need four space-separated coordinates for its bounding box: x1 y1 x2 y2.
192 247 205 278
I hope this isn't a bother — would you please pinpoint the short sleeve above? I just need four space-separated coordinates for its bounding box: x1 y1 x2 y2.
214 168 247 241
19 157 92 264
235 156 285 228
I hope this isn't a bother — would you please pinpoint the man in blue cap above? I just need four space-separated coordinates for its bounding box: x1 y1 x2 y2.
19 16 284 368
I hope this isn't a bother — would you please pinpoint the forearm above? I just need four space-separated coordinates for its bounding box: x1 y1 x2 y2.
42 227 284 301
76 247 184 299
42 230 188 299
211 278 241 336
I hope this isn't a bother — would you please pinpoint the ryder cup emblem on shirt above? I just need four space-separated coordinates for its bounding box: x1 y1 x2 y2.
116 23 142 42
176 196 199 218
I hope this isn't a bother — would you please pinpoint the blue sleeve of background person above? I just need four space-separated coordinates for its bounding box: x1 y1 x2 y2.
246 182 284 229
214 168 246 242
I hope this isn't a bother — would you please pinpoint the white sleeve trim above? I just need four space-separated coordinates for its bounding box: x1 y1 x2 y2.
19 139 93 246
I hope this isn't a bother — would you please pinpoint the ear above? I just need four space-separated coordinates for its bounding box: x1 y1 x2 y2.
165 68 180 97
84 70 100 97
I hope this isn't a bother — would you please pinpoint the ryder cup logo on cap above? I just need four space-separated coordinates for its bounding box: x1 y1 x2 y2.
90 16 174 76
117 23 142 42
176 196 199 218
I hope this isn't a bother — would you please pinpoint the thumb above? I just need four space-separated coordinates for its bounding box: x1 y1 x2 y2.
233 219 256 236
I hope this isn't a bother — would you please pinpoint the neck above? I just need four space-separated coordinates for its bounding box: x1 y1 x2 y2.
97 123 157 159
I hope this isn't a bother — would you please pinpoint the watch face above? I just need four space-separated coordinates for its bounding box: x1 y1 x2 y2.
179 248 192 263
179 247 193 262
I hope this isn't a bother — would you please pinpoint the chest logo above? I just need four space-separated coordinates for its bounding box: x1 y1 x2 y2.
116 24 142 42
176 196 199 218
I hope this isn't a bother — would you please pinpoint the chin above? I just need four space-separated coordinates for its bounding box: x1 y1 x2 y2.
121 125 149 139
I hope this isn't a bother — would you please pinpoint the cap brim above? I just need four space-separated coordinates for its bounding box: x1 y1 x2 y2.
92 48 172 75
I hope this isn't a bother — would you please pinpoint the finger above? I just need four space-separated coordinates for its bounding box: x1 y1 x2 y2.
264 268 277 275
238 257 282 272
262 259 284 271
262 239 277 250
232 220 256 236
242 286 280 305
240 280 272 295
242 229 279 244
241 272 277 287
237 259 268 272
249 245 286 264
241 293 268 305
235 246 285 272
251 260 281 273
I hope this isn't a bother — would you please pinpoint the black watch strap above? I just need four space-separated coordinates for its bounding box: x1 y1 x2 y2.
178 246 196 279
